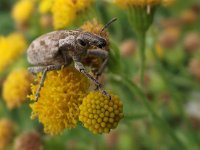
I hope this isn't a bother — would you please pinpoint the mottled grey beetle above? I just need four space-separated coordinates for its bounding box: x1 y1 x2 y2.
27 18 117 101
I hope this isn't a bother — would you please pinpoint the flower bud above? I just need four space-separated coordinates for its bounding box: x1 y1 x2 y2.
120 39 137 57
184 32 200 53
14 131 42 150
159 27 180 49
189 59 200 81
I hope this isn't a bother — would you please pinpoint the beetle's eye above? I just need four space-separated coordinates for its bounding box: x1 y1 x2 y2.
78 39 87 47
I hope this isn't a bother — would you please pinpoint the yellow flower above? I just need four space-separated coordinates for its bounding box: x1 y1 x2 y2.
0 119 14 150
79 91 123 134
29 67 90 135
51 0 94 29
3 69 33 110
12 0 35 25
39 0 54 14
0 33 27 72
162 0 175 6
114 0 161 8
51 0 76 29
73 0 94 11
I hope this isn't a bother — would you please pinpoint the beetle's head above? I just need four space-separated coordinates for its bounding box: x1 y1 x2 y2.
76 32 107 49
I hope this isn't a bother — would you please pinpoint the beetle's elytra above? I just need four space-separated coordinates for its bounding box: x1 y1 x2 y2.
27 18 117 101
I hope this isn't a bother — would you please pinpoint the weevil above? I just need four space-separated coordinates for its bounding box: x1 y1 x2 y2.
27 18 117 101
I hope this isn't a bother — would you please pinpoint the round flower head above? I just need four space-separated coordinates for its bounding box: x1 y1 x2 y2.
0 119 14 150
29 67 90 135
12 0 35 25
3 69 33 110
79 91 123 134
51 0 94 29
0 33 27 72
14 131 42 150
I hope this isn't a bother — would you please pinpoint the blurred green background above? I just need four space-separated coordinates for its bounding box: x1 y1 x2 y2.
1 0 200 150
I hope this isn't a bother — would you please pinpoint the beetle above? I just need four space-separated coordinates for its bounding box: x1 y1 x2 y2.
27 18 117 101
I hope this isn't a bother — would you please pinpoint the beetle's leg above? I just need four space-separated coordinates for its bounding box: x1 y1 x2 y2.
73 60 111 99
28 65 63 74
28 66 46 75
35 68 48 101
28 65 63 101
87 49 109 80
60 49 72 65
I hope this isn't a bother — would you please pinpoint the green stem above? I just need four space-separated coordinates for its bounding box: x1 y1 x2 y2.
138 31 146 88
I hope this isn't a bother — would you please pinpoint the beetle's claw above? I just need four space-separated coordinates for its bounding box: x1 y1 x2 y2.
100 89 111 100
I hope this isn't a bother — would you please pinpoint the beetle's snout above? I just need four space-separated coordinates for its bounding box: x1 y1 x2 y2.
82 32 107 49
96 39 107 48
91 38 107 49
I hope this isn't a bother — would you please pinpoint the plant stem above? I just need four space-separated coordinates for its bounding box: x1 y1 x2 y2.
138 31 146 88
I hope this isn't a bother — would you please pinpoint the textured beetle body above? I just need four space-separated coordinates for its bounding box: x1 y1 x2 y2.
27 30 80 65
27 29 107 66
27 28 110 101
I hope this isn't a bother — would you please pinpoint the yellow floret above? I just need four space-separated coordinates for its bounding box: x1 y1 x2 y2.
79 91 123 134
29 67 90 135
39 0 54 14
73 0 94 11
51 0 94 29
51 0 76 29
12 0 35 25
3 69 33 110
0 33 27 72
0 119 14 150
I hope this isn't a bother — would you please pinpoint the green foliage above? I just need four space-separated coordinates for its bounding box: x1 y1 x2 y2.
1 0 200 150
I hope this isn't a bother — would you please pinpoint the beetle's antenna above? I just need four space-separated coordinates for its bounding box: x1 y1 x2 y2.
100 17 117 33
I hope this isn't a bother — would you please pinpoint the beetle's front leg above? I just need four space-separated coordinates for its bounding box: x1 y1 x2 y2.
73 59 110 99
87 49 109 79
28 65 63 101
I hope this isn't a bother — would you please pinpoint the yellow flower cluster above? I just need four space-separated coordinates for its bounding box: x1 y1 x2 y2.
51 0 94 29
29 67 90 135
3 69 33 110
0 33 27 72
79 91 123 134
114 0 161 8
0 119 14 150
12 0 35 25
